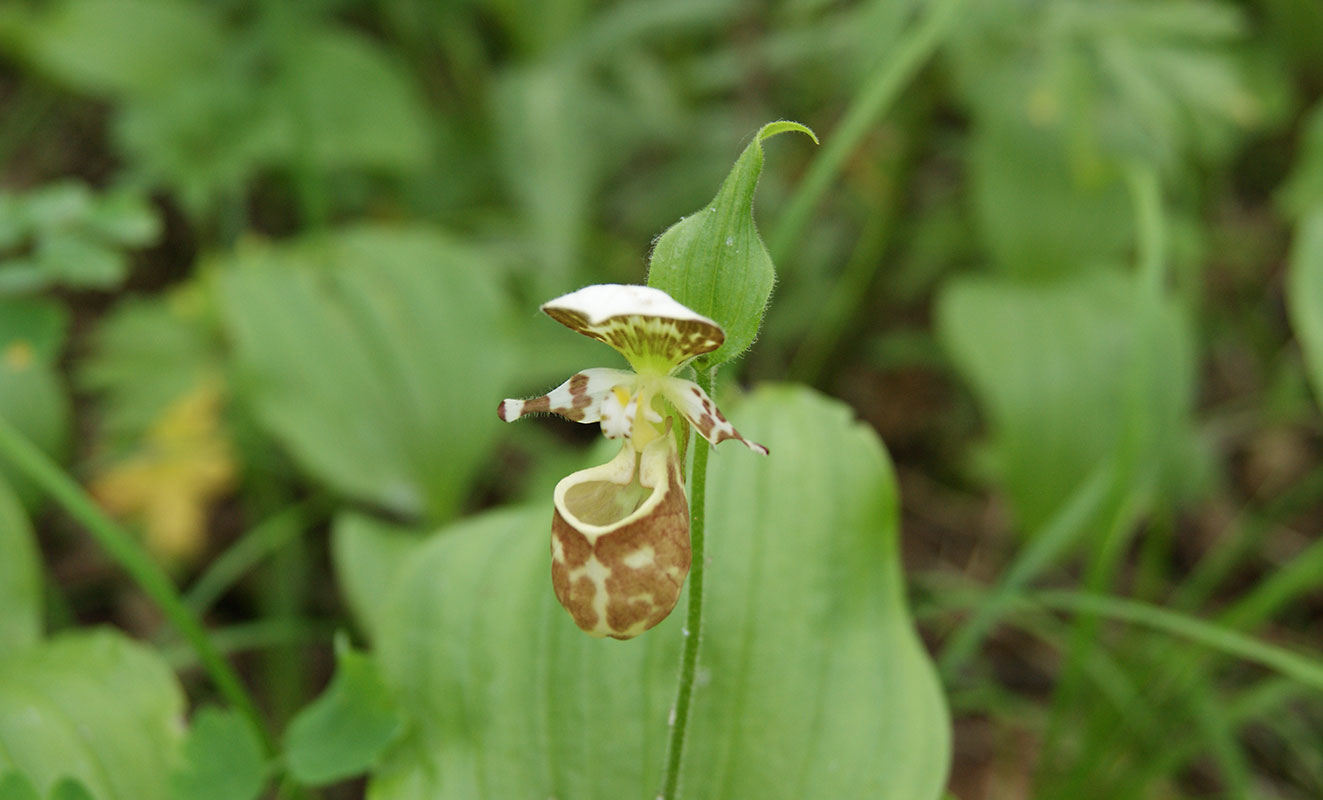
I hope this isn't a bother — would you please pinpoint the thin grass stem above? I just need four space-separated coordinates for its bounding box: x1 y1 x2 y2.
768 0 964 263
0 413 274 753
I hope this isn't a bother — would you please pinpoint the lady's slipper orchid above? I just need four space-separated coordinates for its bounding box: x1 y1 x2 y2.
499 284 767 639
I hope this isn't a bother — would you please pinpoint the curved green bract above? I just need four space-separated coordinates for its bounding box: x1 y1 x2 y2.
338 384 950 799
647 122 817 369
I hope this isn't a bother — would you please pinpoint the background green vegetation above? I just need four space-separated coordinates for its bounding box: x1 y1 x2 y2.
0 0 1322 797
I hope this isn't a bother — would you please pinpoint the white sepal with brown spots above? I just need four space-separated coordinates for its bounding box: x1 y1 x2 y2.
662 377 768 454
550 432 690 639
541 284 725 375
498 368 635 425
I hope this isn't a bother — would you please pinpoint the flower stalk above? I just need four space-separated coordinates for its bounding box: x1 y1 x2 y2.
659 366 714 800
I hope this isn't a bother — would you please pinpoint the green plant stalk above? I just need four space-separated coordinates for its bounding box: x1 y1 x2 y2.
659 367 714 800
185 501 312 615
264 528 309 729
768 0 963 262
0 413 274 753
162 618 337 670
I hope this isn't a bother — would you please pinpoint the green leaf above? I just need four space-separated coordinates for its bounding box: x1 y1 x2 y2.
171 707 267 800
284 636 404 786
6 0 225 98
936 270 1201 532
1281 102 1323 220
84 191 161 245
0 182 157 291
341 385 950 799
0 319 70 510
0 477 41 652
0 299 66 367
0 772 40 800
1288 209 1323 409
36 232 126 289
45 780 93 800
970 120 1133 279
277 28 430 172
951 0 1257 171
77 289 221 453
647 121 817 369
330 517 426 643
0 630 186 800
217 224 518 521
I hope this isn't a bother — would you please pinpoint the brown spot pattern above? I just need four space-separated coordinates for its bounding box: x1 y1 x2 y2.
549 460 691 639
544 309 723 368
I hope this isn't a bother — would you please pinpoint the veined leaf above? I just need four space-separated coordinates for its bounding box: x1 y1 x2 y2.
338 384 950 799
0 631 185 800
218 224 519 522
648 121 817 369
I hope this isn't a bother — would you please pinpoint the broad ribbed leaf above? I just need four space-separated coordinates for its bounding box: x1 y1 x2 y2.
337 384 949 799
0 631 185 800
937 270 1202 532
648 122 816 369
218 225 518 521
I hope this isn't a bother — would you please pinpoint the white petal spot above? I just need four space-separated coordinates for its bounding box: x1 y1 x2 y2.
622 545 656 569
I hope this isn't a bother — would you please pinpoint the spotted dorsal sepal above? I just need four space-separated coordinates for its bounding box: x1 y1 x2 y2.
541 284 725 376
550 433 690 639
498 368 636 425
662 377 768 455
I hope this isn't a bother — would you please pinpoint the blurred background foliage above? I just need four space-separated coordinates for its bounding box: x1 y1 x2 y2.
0 0 1321 797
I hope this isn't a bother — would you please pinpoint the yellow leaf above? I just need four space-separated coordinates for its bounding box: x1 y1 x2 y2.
90 377 236 563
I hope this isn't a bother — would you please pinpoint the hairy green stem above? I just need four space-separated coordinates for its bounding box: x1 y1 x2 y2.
768 0 964 262
0 414 274 753
659 367 714 800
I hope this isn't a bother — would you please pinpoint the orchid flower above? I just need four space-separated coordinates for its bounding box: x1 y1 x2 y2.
498 284 767 639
